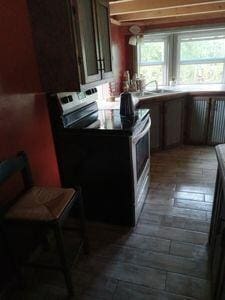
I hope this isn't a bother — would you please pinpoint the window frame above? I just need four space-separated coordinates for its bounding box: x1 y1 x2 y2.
137 34 170 86
137 28 225 85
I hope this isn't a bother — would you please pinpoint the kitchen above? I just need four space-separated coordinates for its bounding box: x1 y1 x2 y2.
0 0 225 299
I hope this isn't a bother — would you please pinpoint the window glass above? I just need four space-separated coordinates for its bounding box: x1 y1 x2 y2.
140 42 164 63
139 65 164 84
179 63 224 84
180 38 225 61
177 34 225 84
138 38 167 85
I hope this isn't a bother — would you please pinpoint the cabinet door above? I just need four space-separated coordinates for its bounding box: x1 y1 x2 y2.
95 0 113 79
208 98 225 145
149 103 162 151
75 0 102 84
187 97 210 144
164 99 184 148
27 0 81 92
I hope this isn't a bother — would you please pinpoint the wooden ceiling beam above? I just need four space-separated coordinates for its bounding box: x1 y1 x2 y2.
119 11 225 26
110 0 225 16
115 2 225 21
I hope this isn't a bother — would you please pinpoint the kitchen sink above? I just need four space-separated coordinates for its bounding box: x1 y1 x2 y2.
133 91 155 98
151 89 174 94
133 89 175 98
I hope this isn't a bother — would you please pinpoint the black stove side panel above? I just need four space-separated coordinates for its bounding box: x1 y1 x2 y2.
58 132 135 226
48 97 135 226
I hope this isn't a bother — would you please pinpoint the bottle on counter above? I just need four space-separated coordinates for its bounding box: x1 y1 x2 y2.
122 80 130 92
169 77 176 87
123 70 130 84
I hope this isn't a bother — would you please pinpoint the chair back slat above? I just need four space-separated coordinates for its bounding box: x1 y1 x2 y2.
0 152 33 188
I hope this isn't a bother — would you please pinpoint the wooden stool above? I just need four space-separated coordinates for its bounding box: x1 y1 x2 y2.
0 151 88 295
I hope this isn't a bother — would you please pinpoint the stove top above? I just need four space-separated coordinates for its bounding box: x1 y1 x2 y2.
67 108 149 134
96 109 149 131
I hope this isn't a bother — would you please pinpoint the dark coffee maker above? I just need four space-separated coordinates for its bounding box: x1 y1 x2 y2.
120 92 135 117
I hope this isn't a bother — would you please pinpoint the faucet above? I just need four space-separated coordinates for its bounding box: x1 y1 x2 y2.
142 80 158 92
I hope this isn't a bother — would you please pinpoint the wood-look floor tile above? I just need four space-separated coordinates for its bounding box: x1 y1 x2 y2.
77 257 166 290
170 241 208 260
140 213 210 233
166 272 211 300
205 194 214 202
174 199 212 212
113 281 195 300
175 184 214 195
174 191 204 202
143 203 207 221
77 275 118 300
91 244 209 279
135 223 208 245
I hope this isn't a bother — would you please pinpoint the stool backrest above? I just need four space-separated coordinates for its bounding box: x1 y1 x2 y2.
0 151 33 190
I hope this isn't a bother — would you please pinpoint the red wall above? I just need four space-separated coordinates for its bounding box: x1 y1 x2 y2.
110 24 127 94
0 1 60 187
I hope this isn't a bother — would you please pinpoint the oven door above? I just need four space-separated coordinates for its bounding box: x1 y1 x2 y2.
132 116 151 223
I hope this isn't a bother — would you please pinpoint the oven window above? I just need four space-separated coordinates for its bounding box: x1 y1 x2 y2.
136 132 149 181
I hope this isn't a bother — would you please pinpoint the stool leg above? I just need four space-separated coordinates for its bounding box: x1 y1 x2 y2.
53 224 74 295
0 225 23 286
78 193 89 254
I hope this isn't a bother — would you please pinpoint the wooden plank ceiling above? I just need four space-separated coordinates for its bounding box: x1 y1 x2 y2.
109 0 225 27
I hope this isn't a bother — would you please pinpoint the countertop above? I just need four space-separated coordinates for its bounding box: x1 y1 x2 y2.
97 84 225 109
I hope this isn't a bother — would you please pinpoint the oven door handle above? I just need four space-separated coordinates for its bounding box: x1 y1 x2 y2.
133 117 151 144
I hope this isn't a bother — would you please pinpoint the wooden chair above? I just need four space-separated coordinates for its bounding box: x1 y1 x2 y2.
0 151 88 296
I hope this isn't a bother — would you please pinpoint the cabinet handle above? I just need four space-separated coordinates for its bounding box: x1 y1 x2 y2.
97 58 104 71
102 58 105 71
97 59 102 71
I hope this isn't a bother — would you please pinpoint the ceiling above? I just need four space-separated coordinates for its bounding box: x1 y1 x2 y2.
109 0 225 27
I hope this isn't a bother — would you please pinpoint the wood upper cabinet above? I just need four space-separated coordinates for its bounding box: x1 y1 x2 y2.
75 0 102 84
164 98 184 148
27 0 113 92
95 0 113 79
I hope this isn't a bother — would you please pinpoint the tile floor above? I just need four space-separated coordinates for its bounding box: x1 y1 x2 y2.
6 146 217 299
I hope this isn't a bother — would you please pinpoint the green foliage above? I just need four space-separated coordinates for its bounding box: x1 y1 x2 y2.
140 42 164 63
179 63 223 84
180 38 225 61
139 66 164 85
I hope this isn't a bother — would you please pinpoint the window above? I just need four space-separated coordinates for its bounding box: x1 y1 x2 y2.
177 33 225 84
137 29 225 85
138 36 168 85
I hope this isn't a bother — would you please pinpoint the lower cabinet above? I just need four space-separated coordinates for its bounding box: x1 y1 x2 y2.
141 97 184 151
164 98 184 148
208 97 225 145
186 96 210 144
148 102 163 151
186 95 225 145
139 93 225 151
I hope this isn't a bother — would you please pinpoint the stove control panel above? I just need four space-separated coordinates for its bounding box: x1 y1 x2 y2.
57 88 98 114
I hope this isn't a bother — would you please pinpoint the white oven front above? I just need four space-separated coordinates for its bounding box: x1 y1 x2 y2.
131 116 151 223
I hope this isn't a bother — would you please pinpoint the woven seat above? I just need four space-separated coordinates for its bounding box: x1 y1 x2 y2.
6 186 75 221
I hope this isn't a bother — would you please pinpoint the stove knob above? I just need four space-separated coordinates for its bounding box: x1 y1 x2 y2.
86 89 92 95
61 96 68 104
